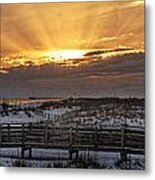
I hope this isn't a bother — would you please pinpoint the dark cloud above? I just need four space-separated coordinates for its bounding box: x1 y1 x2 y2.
0 52 144 98
84 47 134 56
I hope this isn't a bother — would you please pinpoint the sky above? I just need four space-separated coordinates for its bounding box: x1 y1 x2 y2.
0 1 145 98
1 1 144 52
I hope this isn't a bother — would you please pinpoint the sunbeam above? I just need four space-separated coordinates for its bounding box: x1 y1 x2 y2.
1 1 144 68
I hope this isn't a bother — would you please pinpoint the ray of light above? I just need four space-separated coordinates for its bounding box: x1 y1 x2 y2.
1 1 144 68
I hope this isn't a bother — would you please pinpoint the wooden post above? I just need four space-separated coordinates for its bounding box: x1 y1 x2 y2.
21 124 25 158
69 127 73 160
124 102 127 127
94 126 98 150
44 121 48 146
29 148 32 159
120 101 127 163
121 128 127 162
75 150 79 160
87 148 90 161
8 124 10 142
29 122 32 134
0 124 2 148
112 103 115 123
75 125 79 160
48 114 50 121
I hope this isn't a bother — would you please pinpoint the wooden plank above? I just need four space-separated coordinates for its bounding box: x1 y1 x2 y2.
0 124 1 148
21 124 25 158
0 123 145 158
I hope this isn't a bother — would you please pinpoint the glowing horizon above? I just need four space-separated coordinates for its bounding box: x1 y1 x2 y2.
0 1 144 68
0 48 144 72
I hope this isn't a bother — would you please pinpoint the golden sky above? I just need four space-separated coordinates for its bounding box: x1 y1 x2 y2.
0 1 145 98
1 1 144 53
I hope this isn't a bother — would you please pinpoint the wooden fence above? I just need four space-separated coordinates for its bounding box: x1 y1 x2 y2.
0 122 145 161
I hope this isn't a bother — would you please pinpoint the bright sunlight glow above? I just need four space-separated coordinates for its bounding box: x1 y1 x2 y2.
45 50 86 62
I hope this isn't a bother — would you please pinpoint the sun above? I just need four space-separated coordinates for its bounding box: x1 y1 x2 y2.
44 49 86 63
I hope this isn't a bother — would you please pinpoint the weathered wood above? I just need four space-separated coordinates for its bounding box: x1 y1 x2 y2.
7 124 10 142
121 128 127 162
75 124 79 159
29 122 32 134
44 121 48 146
69 127 73 160
21 124 25 158
0 122 145 160
94 126 98 150
0 124 2 148
28 147 32 159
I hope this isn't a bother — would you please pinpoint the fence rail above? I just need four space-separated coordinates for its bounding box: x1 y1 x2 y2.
0 122 145 160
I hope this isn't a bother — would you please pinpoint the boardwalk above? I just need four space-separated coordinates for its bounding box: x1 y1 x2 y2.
0 121 145 161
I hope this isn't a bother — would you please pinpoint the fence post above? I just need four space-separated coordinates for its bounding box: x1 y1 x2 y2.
8 124 10 142
29 122 32 134
94 126 98 150
44 121 48 146
0 124 2 148
121 127 127 162
69 127 73 160
21 124 25 158
75 124 79 160
29 147 32 159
